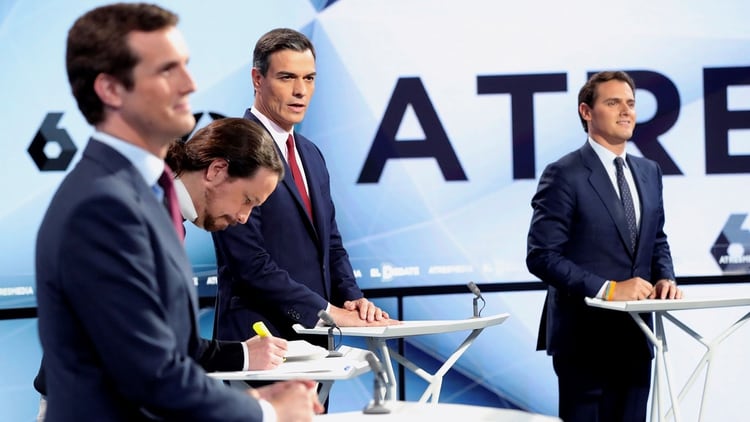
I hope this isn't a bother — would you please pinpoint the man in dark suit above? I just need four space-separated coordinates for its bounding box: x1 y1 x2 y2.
35 4 321 421
526 71 683 422
33 117 295 419
212 28 396 346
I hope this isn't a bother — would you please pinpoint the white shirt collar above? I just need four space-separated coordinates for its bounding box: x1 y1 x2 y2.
587 137 628 169
250 107 294 160
173 178 197 223
92 130 164 187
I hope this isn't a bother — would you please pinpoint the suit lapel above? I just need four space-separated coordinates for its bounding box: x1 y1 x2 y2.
294 135 323 238
87 139 199 315
276 142 312 226
580 143 635 258
136 161 199 315
243 110 319 241
294 135 328 296
627 156 650 257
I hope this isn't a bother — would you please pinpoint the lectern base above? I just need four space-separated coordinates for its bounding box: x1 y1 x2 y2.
363 402 390 414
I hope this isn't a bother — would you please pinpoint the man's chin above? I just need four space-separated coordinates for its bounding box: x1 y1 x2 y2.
174 116 196 138
204 220 231 232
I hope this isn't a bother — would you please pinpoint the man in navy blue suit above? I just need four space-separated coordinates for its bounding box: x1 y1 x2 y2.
35 4 321 421
212 28 396 347
526 71 683 422
33 117 295 419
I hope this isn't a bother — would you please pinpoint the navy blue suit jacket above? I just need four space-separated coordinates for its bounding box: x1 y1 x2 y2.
526 141 674 361
36 140 262 421
212 110 364 342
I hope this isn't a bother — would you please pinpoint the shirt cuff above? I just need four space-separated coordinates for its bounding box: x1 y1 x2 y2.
259 399 277 422
595 281 610 299
241 341 249 371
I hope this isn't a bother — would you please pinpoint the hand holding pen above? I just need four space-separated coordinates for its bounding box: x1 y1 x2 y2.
244 321 288 370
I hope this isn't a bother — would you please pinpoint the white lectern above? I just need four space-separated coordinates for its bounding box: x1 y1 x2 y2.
315 401 561 421
585 296 750 422
208 345 371 403
294 313 509 403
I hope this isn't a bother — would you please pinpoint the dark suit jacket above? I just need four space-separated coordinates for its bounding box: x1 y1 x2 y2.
212 110 364 342
35 139 262 421
526 141 674 361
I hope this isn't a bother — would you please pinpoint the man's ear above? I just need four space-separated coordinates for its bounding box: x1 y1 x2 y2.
205 158 229 183
578 102 592 122
251 67 262 91
93 73 125 108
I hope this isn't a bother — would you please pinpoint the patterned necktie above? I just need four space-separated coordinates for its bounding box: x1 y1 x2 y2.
614 157 637 251
286 134 313 219
158 164 185 242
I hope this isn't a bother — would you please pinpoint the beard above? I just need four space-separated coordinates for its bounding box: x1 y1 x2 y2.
200 188 237 231
202 213 228 232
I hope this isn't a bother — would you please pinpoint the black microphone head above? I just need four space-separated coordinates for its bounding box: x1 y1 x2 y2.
317 309 337 327
467 281 483 298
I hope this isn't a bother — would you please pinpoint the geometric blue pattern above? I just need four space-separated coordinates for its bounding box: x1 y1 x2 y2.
308 0 339 11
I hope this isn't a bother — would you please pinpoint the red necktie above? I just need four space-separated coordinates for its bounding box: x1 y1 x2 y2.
158 164 185 242
286 134 313 219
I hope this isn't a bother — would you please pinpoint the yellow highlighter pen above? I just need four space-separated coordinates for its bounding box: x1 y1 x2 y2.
252 321 272 337
253 321 286 362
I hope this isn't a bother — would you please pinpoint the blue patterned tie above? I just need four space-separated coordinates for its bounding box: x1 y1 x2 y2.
614 157 637 251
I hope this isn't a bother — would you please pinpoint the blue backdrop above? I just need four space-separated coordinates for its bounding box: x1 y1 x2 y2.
2 1 750 420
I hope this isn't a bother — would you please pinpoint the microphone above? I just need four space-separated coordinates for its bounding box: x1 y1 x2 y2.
317 309 338 328
467 281 483 299
363 352 390 414
317 310 343 356
467 281 485 318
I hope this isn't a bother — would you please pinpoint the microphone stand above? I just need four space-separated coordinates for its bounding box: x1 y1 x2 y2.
467 282 485 318
363 375 390 414
363 353 390 414
318 309 343 357
327 325 335 351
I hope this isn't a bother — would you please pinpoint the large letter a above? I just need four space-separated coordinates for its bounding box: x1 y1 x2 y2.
357 77 467 183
